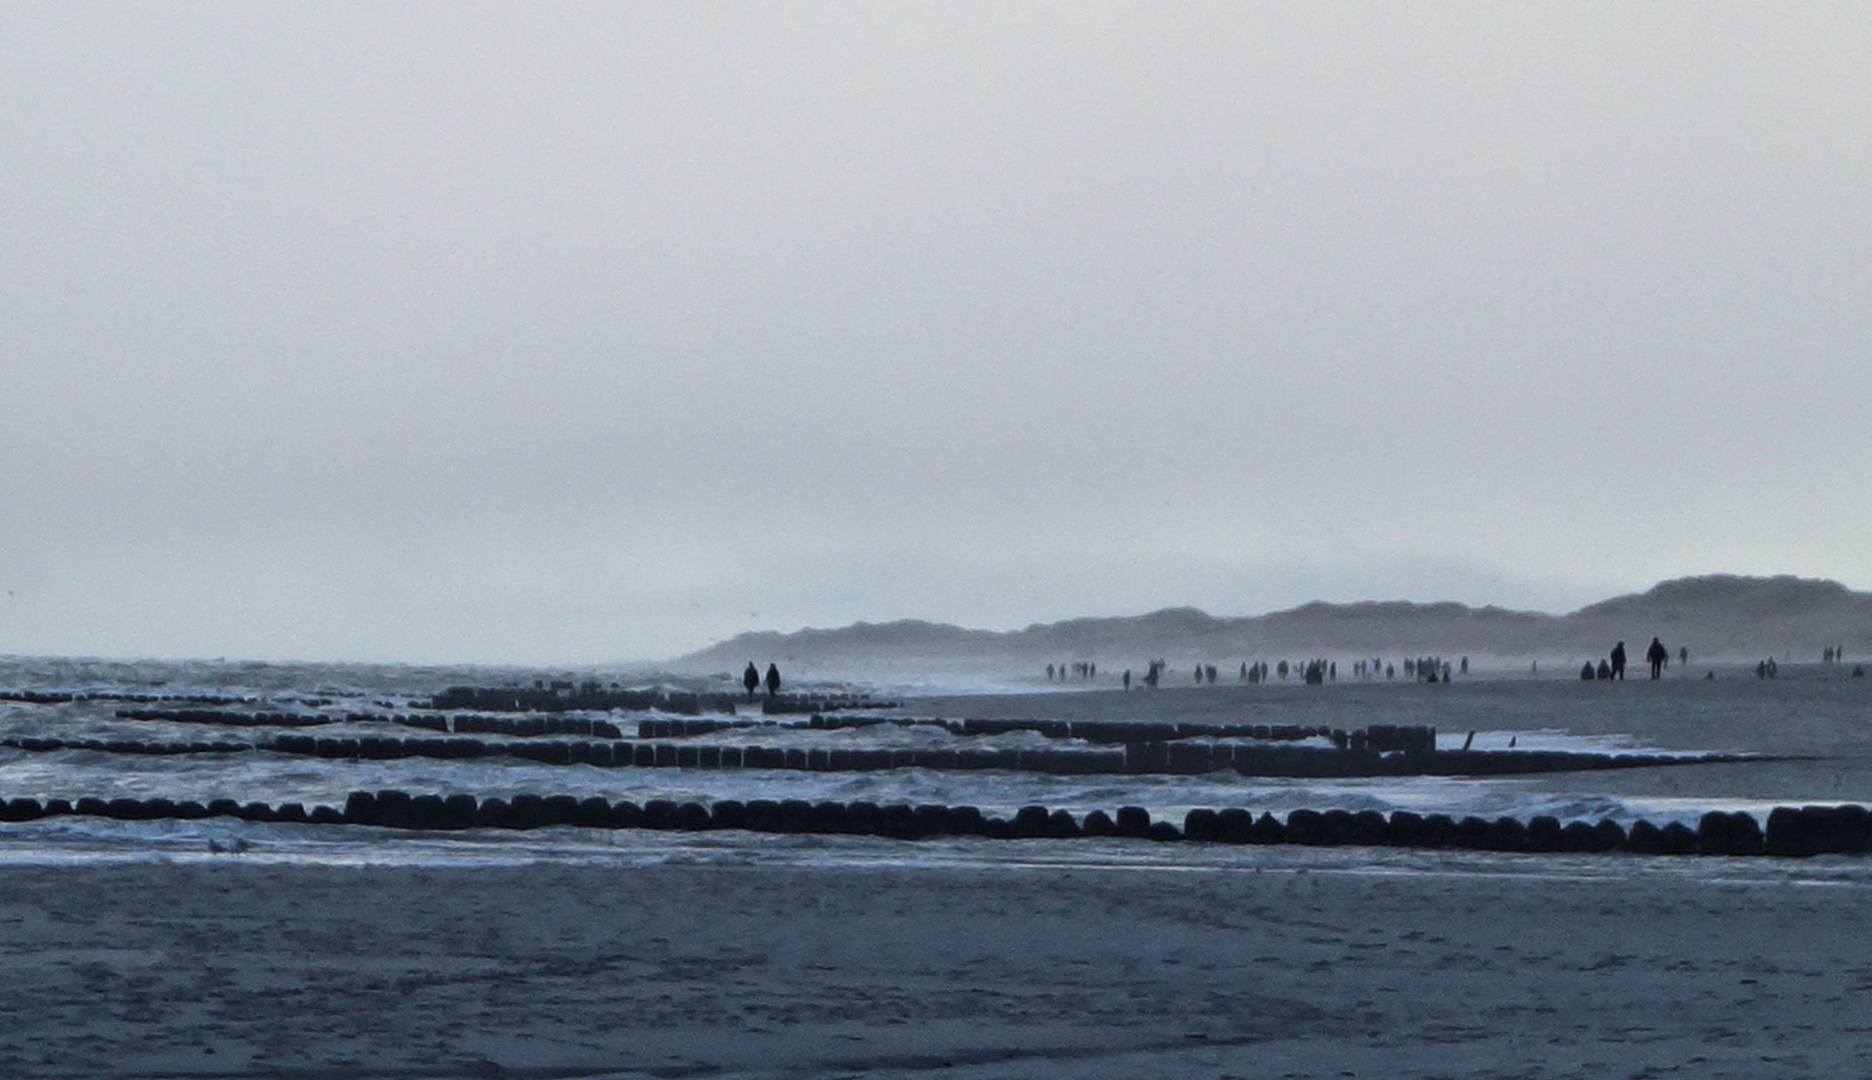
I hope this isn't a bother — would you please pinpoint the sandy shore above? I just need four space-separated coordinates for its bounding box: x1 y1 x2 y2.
1 852 1868 1079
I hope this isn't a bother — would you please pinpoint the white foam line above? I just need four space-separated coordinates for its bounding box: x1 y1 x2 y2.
6 835 1863 889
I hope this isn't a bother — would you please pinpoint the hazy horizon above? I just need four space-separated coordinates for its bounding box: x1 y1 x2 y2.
5 5 1868 664
2 570 1857 669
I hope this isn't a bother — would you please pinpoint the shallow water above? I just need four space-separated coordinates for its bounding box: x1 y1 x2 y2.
1 655 1866 870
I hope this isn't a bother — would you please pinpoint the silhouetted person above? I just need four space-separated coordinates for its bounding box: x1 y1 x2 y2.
1580 661 1595 681
742 662 760 700
1596 658 1612 680
1678 645 1688 666
1646 638 1667 679
764 663 781 697
1122 669 1131 692
1610 641 1627 680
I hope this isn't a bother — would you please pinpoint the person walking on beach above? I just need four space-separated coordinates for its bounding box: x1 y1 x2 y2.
1610 641 1627 680
764 663 782 697
742 662 760 700
1646 638 1668 680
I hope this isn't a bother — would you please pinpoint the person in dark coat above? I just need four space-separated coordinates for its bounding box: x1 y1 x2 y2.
1610 641 1627 680
743 662 761 700
764 663 781 697
1646 638 1668 679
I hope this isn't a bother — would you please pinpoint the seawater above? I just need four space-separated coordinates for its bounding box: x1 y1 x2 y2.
0 655 1866 871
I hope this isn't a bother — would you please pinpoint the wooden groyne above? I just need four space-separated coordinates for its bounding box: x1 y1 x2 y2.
0 731 1755 777
1 794 1868 857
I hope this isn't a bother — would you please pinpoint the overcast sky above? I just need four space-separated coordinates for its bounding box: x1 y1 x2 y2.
2 4 1868 663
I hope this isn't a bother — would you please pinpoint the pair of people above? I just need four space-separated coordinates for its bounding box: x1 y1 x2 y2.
1604 638 1669 680
741 662 782 699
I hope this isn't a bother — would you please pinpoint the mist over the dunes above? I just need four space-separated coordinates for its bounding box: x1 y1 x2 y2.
684 575 1872 677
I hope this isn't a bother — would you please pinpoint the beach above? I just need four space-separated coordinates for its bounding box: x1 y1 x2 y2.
3 848 1869 1079
12 3 1871 1073
1 658 1869 1077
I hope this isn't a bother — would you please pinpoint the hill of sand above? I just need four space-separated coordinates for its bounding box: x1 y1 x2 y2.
682 575 1872 676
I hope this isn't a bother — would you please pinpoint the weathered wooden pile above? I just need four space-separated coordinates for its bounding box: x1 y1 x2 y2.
0 792 1866 858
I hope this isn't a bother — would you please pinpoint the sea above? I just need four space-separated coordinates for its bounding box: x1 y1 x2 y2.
1 654 1867 879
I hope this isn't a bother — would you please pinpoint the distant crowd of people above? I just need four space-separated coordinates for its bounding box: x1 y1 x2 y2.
1751 651 1863 678
742 638 1861 702
1076 654 1478 690
1039 637 1863 691
1403 657 1456 683
1820 646 1864 678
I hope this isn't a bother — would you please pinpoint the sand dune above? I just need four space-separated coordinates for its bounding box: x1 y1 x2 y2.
685 575 1872 676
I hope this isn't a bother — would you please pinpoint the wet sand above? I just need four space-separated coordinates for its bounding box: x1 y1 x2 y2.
2 853 1868 1078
